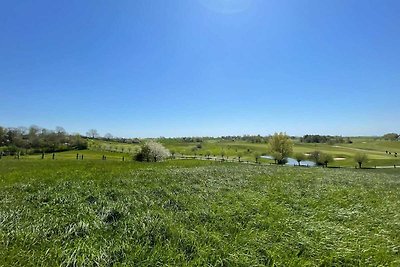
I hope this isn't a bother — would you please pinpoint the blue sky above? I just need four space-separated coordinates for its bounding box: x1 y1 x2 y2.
1 0 399 137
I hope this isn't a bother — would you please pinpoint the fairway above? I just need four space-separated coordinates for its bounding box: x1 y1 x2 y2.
1 158 399 266
160 138 400 168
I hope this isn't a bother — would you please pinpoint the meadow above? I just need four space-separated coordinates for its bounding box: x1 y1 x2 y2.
1 153 400 266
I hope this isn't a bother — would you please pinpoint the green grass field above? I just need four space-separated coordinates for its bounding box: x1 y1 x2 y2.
1 155 399 266
160 138 400 167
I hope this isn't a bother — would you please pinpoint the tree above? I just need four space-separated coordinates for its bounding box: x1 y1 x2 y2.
268 132 293 164
319 153 334 167
309 151 322 165
270 151 281 164
104 133 113 140
294 153 306 166
71 134 88 150
86 129 99 139
383 133 399 141
354 153 368 168
135 141 170 162
55 126 66 135
0 126 6 146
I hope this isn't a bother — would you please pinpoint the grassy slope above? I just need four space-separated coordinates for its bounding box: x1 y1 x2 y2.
1 159 399 266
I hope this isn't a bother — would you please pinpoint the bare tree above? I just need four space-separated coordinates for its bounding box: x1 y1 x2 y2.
86 129 99 139
104 133 113 140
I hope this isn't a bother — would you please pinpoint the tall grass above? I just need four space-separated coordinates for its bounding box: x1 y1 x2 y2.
0 159 399 266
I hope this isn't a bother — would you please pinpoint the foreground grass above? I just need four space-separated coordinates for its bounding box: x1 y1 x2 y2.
1 159 399 266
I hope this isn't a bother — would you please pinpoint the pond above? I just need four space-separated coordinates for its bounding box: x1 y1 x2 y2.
261 155 316 167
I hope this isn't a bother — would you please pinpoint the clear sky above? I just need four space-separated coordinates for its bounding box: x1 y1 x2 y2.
1 0 399 137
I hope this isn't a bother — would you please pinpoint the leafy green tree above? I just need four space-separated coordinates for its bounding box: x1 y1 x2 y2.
0 126 6 147
354 153 368 168
268 132 293 164
320 153 334 167
294 152 306 166
309 151 322 165
270 151 282 164
383 133 399 141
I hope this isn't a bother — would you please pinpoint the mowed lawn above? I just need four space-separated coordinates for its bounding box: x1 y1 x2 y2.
1 158 400 266
161 138 400 167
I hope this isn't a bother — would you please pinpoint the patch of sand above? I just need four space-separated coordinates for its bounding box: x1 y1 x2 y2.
334 157 346 160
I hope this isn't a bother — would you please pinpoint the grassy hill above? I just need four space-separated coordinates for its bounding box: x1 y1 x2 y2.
1 157 399 266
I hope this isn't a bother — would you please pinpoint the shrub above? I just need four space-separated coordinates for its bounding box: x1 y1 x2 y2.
135 141 170 162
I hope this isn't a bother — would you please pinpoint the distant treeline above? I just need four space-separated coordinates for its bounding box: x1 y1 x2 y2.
0 125 87 155
161 135 270 143
221 135 270 143
85 129 141 144
300 135 352 144
100 136 141 144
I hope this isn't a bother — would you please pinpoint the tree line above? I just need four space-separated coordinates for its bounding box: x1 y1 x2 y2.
0 125 87 155
86 129 140 144
300 135 352 144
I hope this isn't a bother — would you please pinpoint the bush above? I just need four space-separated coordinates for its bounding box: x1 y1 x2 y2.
135 141 170 162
